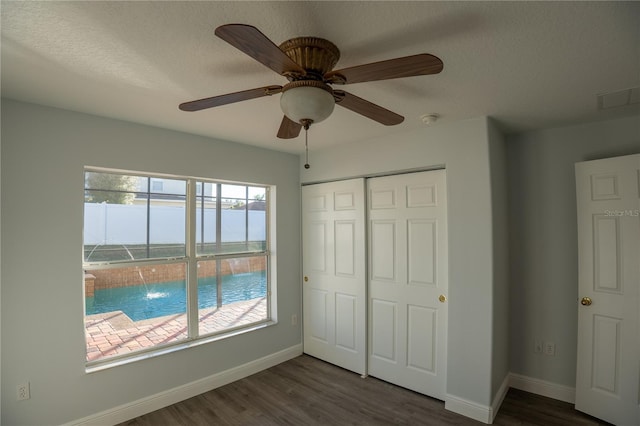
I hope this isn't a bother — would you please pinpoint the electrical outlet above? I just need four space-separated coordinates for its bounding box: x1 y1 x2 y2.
17 382 30 401
543 341 556 356
534 339 543 354
291 314 298 326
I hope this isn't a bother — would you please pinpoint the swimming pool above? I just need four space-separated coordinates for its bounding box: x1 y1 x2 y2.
85 271 266 321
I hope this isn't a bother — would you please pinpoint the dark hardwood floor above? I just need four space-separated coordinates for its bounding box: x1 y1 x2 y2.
120 355 610 425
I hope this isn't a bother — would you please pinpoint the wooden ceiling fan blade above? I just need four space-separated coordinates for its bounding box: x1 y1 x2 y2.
277 116 302 139
179 86 282 111
215 24 306 76
334 90 404 125
326 54 443 85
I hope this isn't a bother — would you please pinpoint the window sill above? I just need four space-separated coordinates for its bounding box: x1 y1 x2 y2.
85 320 276 374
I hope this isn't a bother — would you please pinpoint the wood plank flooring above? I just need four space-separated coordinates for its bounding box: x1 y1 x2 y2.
120 355 610 426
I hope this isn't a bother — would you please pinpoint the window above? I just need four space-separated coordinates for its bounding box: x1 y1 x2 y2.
83 169 271 366
151 179 164 192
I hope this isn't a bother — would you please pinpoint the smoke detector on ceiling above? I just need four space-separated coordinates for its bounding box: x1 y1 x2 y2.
420 113 440 125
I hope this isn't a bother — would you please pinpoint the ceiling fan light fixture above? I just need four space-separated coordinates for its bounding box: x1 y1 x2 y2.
182 24 444 139
280 81 335 124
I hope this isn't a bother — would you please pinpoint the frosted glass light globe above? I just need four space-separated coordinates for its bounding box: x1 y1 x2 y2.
280 85 335 124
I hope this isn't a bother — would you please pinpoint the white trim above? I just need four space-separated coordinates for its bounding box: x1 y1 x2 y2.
66 356 581 426
445 394 493 424
445 374 509 425
65 344 303 426
490 374 510 423
445 373 572 424
509 372 576 404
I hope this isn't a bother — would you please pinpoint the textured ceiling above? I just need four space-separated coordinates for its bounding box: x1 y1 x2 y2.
2 1 639 154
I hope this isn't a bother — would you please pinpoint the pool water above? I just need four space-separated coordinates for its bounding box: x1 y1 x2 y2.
85 271 266 321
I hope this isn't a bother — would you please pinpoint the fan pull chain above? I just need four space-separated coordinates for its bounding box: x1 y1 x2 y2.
302 119 312 169
304 128 310 169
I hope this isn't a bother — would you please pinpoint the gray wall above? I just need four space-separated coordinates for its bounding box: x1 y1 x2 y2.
5 95 634 424
301 116 509 409
488 118 510 398
0 99 301 425
507 114 640 387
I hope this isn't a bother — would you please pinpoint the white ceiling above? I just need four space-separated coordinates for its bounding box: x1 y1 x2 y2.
2 1 639 154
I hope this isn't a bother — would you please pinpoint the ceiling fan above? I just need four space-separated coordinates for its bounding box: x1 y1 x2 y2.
179 24 444 140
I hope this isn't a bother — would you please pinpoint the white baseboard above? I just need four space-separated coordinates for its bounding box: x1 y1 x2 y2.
66 344 303 426
66 353 575 426
445 373 509 424
445 394 493 424
490 374 510 423
509 372 576 404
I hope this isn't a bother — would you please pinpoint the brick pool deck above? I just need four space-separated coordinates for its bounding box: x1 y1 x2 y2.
85 297 267 362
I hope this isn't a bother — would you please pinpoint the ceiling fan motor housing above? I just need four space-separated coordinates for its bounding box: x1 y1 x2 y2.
279 37 340 79
278 37 340 124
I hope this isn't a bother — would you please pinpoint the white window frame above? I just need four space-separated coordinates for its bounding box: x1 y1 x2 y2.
83 168 275 371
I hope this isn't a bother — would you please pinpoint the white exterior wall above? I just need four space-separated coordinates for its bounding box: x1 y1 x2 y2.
83 203 266 246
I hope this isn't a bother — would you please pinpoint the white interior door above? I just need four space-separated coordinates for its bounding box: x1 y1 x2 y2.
302 178 366 375
575 154 640 425
367 170 448 399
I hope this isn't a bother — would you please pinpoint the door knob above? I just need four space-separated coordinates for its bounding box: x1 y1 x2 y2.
304 276 309 282
580 297 592 306
439 294 447 303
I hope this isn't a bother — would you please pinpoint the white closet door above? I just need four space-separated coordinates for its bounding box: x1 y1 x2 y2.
302 179 367 375
575 154 640 426
368 170 448 399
